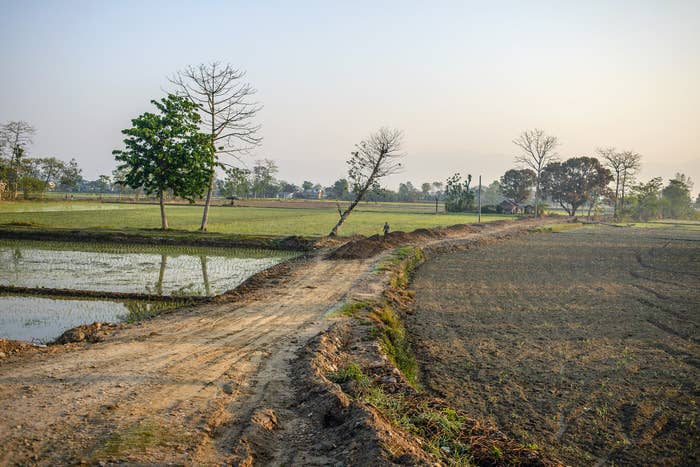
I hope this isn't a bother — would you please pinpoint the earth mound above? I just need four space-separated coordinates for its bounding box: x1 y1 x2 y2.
328 224 478 259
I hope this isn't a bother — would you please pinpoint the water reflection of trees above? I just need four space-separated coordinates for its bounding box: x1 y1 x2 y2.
123 300 185 323
200 255 210 296
147 254 211 297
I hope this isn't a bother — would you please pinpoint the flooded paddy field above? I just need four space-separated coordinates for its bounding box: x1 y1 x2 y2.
0 240 300 342
408 224 700 465
0 240 298 296
0 295 185 343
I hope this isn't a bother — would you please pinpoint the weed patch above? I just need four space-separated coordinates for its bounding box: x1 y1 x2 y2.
368 305 419 388
94 418 192 460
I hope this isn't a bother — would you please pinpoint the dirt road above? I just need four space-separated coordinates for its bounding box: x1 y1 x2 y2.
0 251 380 465
0 218 550 465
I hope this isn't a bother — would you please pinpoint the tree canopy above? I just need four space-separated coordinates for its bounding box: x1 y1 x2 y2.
443 173 474 212
660 174 693 218
113 94 213 229
499 168 536 205
541 157 612 216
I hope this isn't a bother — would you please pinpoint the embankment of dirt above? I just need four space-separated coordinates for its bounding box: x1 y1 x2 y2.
231 321 433 465
52 322 121 344
0 339 47 360
0 225 317 251
327 219 528 259
304 223 563 465
328 224 474 259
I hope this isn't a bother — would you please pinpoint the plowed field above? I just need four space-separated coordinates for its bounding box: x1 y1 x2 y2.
408 225 699 465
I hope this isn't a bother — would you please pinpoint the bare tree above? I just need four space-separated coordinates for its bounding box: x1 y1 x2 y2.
170 62 262 230
598 147 623 216
0 121 36 199
329 128 404 236
513 129 559 217
619 150 641 212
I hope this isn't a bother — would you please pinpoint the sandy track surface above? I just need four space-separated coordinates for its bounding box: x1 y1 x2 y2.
0 253 377 465
0 218 550 465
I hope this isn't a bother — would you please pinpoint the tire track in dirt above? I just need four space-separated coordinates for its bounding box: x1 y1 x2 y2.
0 254 377 465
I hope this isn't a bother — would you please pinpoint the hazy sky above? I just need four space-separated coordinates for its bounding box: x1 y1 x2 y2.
1 0 698 193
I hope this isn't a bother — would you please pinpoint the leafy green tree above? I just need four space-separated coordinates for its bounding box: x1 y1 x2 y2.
660 174 693 218
480 180 504 206
252 159 279 198
499 168 536 205
58 158 82 191
219 166 251 199
35 157 66 186
444 173 474 212
0 121 36 199
19 175 46 199
330 178 349 200
113 94 213 230
278 180 299 197
541 157 612 216
628 177 663 220
96 175 111 192
398 181 419 202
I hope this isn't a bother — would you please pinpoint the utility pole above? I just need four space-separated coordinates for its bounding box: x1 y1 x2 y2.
478 175 482 223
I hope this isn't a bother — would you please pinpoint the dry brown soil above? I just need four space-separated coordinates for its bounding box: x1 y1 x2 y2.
0 253 378 465
0 217 550 465
408 225 700 465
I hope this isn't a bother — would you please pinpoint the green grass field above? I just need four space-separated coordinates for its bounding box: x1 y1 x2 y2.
0 200 513 237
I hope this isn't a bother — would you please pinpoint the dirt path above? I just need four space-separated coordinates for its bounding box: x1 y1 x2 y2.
0 218 552 465
0 252 379 465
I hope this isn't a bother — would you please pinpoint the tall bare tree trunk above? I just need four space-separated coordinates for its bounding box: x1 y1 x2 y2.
200 171 214 231
613 176 620 217
170 63 262 231
620 168 627 212
159 190 168 230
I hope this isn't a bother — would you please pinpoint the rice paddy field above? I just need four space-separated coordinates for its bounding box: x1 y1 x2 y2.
0 296 183 344
0 200 513 237
0 240 298 343
0 240 297 296
407 223 700 465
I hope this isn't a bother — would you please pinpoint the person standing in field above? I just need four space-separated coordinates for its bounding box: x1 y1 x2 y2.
383 221 390 236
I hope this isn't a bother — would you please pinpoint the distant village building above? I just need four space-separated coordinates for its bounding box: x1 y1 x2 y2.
498 200 521 214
